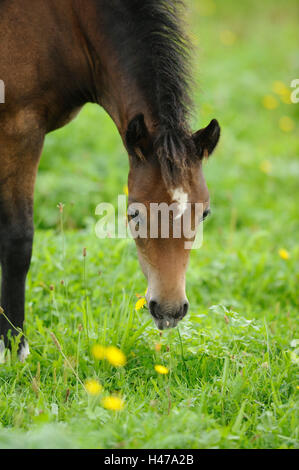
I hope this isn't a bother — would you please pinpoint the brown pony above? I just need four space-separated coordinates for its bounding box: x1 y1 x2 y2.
0 0 220 357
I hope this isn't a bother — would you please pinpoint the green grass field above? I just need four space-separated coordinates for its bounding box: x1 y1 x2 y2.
0 0 298 449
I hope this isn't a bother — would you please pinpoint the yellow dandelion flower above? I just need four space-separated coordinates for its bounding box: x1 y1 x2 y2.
262 95 278 110
271 81 292 104
105 346 126 367
85 379 102 396
154 364 169 375
272 81 289 96
296 386 299 390
278 248 290 260
197 0 216 17
220 30 236 46
135 298 146 310
155 343 162 352
279 116 295 133
123 185 129 196
102 396 124 411
280 93 292 105
92 344 106 360
260 160 272 174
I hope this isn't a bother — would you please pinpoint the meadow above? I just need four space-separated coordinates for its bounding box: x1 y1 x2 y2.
0 0 298 449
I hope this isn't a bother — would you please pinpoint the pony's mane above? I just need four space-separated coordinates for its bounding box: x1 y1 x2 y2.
99 0 195 187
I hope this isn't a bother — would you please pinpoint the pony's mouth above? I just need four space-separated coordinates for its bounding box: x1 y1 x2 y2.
152 316 180 330
149 300 189 330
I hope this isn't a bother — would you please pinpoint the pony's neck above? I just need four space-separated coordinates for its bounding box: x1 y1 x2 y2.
97 42 155 140
77 1 155 142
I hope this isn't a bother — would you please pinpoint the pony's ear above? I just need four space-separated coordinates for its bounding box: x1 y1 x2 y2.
193 119 221 159
126 114 149 160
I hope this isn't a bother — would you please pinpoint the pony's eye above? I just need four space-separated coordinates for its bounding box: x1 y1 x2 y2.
202 209 211 221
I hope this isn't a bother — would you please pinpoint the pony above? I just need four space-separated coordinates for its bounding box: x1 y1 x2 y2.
0 0 220 357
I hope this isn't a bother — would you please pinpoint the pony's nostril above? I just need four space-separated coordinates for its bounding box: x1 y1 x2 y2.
149 300 161 319
182 301 189 317
174 302 189 320
149 300 156 313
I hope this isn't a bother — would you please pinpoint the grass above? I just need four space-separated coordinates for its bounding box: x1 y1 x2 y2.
0 0 298 449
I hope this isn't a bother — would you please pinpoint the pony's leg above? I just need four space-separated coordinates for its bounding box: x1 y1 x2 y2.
0 131 44 357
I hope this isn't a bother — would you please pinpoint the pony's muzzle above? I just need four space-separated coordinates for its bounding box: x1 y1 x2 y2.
149 300 189 330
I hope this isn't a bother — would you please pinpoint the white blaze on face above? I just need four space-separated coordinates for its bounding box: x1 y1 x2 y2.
171 187 189 219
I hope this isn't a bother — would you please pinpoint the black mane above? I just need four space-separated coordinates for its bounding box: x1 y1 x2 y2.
99 0 195 187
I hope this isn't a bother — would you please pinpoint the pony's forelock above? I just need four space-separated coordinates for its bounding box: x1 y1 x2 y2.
99 0 195 187
154 128 196 189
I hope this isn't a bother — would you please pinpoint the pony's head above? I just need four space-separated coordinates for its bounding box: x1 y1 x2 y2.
126 114 220 329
